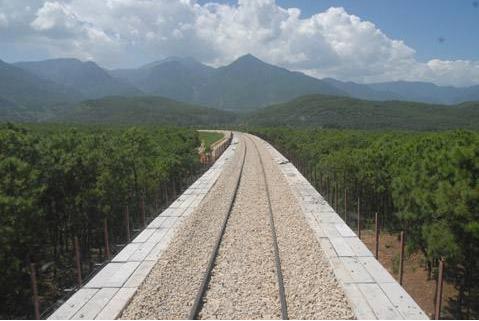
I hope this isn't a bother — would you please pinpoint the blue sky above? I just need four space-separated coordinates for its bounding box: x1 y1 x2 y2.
1 0 478 85
199 0 479 62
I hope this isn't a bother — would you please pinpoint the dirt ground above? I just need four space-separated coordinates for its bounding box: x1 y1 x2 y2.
361 229 456 319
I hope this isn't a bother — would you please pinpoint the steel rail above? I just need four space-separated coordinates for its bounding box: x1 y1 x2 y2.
189 135 247 320
247 134 289 320
189 134 288 320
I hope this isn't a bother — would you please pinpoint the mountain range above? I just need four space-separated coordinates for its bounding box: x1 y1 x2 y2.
0 54 478 117
111 54 479 108
110 54 345 110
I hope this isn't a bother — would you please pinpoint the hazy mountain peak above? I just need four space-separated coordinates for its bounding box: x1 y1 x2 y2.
14 58 141 99
231 54 266 65
223 54 279 74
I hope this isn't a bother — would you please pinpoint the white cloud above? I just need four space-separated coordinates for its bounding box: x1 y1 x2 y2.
31 2 73 31
424 59 479 86
0 13 8 28
27 1 118 62
0 0 478 86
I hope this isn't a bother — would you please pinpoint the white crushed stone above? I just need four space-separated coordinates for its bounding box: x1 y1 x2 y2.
199 136 281 319
120 134 354 319
252 134 354 319
120 141 246 319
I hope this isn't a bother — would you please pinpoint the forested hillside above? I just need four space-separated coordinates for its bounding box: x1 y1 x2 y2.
246 95 479 130
3 92 478 131
0 97 31 122
0 124 205 319
252 127 479 318
52 96 237 126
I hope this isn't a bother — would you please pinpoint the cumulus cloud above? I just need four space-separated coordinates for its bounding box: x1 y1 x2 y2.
0 13 8 28
31 2 75 31
424 59 479 86
0 0 478 86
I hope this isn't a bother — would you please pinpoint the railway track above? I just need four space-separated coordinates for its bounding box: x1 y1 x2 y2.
248 135 288 319
189 134 288 320
122 132 353 320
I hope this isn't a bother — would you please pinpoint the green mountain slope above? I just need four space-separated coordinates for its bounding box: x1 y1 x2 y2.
0 59 80 108
53 96 237 126
136 58 214 103
245 94 479 130
0 97 35 122
198 54 346 110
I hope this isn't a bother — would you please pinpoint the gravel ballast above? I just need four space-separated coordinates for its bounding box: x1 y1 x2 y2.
251 135 354 319
120 140 246 319
121 133 354 319
198 136 281 319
